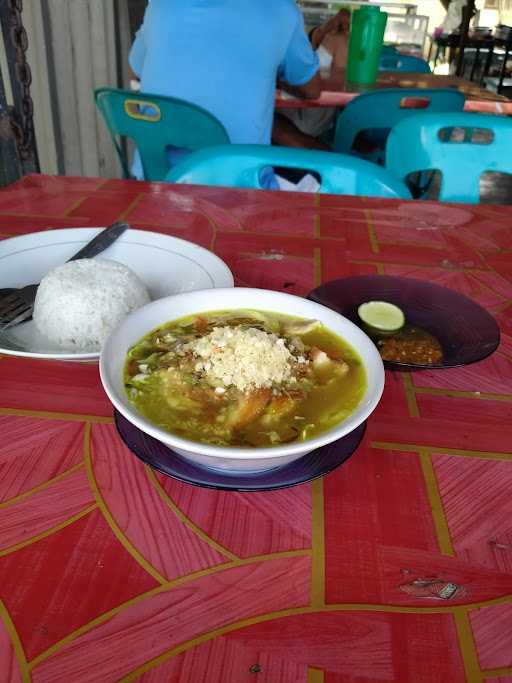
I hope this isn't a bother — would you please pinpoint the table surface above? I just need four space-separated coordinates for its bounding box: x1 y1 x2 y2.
1 174 512 682
276 69 512 114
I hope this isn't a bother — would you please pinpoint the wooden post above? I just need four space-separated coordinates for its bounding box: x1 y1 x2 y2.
456 0 476 77
0 62 22 186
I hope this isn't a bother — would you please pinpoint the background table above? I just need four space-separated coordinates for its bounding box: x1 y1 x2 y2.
276 70 512 115
0 175 511 682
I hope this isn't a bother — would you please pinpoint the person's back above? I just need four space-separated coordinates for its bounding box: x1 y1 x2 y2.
130 0 319 148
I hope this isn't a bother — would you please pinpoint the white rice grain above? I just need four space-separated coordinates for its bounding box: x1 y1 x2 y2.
33 258 150 350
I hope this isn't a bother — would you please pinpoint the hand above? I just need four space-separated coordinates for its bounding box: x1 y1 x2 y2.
311 9 351 49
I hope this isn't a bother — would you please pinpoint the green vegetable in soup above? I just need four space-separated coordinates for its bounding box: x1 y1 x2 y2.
124 309 366 448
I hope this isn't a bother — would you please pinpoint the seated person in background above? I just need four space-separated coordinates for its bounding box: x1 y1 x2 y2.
273 8 351 150
129 0 322 185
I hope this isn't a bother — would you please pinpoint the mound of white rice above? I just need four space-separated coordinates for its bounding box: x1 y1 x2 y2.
33 258 150 350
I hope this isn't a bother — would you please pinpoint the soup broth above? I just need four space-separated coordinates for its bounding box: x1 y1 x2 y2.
125 309 367 448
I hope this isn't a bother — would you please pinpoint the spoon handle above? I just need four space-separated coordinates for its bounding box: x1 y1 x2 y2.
67 222 130 262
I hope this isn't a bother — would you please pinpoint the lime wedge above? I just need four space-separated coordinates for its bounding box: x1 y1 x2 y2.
357 301 405 332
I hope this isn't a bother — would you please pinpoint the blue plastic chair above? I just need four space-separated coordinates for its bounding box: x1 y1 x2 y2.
166 144 412 199
333 88 466 165
386 112 512 203
379 54 432 73
381 45 400 55
95 87 230 181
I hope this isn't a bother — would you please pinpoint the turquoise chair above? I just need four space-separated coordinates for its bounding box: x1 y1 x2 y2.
381 45 400 55
379 54 432 73
95 87 230 181
166 144 412 199
333 88 466 168
386 112 512 203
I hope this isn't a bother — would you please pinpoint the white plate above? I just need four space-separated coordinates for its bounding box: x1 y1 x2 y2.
0 228 234 361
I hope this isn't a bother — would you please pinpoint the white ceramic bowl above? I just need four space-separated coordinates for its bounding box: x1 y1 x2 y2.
100 288 385 472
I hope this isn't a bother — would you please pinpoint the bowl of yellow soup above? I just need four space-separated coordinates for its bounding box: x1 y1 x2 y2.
100 288 384 472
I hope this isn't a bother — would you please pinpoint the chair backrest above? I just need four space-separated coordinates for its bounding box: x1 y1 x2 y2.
333 88 466 155
95 87 230 181
386 112 512 203
381 45 400 55
379 54 432 73
166 144 412 199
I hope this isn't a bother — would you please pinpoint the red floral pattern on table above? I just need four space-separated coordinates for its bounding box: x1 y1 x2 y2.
0 174 511 682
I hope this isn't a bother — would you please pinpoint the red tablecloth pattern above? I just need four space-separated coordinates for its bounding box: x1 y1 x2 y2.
0 175 511 682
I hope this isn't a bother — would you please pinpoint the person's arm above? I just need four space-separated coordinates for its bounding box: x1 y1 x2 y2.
322 30 349 72
278 71 322 100
311 9 351 74
129 6 150 78
311 9 351 50
330 34 349 72
278 7 321 100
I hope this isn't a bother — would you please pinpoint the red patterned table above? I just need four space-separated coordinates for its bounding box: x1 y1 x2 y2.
1 174 511 683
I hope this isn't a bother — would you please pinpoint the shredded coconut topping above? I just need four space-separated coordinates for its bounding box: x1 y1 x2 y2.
183 326 295 392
